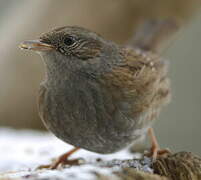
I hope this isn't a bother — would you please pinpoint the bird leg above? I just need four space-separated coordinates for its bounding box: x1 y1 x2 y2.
37 147 80 169
146 127 171 160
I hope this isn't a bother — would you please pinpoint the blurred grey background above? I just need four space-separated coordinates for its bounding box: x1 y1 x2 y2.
0 0 200 155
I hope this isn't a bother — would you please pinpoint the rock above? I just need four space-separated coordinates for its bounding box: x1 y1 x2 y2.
153 151 201 180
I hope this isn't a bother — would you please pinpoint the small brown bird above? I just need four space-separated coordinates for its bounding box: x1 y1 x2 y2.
19 25 171 169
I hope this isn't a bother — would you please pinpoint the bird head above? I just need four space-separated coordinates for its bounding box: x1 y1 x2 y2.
19 26 119 78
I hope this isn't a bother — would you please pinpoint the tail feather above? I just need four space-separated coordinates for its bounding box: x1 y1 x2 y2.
129 18 180 53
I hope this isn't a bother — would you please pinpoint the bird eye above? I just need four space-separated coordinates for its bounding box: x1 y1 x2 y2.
63 36 75 46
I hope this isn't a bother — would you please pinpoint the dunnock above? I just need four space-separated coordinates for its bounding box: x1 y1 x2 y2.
19 26 171 169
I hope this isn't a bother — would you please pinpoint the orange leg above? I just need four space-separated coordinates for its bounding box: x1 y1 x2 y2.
147 128 171 160
37 147 80 169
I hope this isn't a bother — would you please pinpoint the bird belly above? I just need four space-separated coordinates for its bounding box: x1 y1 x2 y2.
38 85 150 154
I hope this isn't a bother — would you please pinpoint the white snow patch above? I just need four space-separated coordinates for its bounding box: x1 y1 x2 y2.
0 127 139 179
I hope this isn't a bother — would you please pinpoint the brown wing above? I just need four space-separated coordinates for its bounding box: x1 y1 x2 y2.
102 47 171 122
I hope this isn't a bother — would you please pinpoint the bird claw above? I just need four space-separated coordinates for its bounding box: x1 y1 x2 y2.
36 158 83 170
36 147 81 170
144 148 171 160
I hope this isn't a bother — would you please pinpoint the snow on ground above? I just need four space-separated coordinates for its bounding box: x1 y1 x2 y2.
0 127 145 180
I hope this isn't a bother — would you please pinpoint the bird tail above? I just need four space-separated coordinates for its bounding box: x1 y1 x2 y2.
128 18 180 53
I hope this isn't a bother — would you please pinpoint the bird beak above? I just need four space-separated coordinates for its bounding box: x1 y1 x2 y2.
19 40 55 51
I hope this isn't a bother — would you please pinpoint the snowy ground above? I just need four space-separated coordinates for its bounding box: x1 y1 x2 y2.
0 128 152 180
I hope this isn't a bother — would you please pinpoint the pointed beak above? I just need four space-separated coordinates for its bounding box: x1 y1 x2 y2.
19 40 55 51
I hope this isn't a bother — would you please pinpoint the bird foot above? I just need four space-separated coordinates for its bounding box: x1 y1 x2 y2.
37 158 82 170
36 147 81 169
145 147 171 160
146 128 171 160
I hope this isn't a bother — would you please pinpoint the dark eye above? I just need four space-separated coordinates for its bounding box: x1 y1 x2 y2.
63 36 75 46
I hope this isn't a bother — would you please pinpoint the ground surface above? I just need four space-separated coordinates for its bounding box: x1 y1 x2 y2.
1 128 200 180
0 128 154 180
